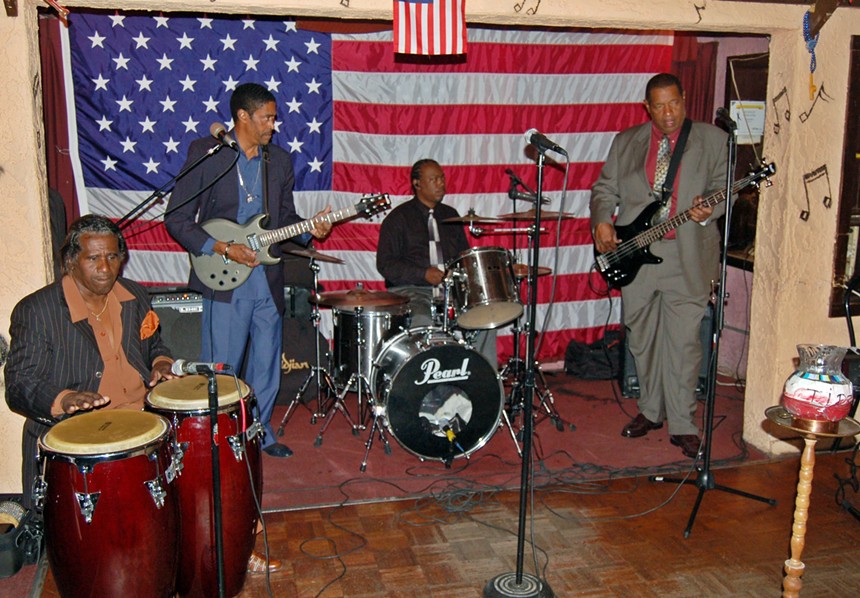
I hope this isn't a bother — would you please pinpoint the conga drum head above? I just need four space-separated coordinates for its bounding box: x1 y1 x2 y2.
146 374 250 412
38 410 178 598
41 410 168 456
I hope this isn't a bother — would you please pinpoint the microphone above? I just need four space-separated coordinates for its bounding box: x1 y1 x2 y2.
170 359 232 376
523 128 568 156
508 188 538 202
715 107 737 132
209 122 238 150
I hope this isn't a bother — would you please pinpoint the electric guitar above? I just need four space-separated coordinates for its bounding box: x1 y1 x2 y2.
191 193 390 291
594 162 775 288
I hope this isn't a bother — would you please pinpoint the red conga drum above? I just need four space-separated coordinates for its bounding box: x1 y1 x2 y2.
146 375 262 598
38 410 179 598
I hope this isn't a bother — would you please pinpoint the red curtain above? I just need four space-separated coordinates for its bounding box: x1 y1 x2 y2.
39 14 78 227
672 33 718 125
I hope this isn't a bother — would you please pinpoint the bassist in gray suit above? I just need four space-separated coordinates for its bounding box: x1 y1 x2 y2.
590 73 728 459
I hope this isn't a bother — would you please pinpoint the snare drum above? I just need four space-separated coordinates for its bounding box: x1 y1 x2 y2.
38 410 179 598
447 247 523 329
371 327 503 462
146 375 262 598
333 305 411 390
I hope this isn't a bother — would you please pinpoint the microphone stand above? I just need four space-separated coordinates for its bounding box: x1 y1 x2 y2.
650 111 775 537
484 154 554 598
205 369 227 598
116 142 236 229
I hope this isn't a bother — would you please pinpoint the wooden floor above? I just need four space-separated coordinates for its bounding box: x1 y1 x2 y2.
36 447 860 597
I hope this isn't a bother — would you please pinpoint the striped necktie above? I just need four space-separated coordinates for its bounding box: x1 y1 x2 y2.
428 209 445 297
428 209 444 268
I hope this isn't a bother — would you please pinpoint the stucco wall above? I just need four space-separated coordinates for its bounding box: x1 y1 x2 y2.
1 0 858 494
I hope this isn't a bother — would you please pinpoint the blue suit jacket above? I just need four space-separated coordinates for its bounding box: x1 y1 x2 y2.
165 138 303 315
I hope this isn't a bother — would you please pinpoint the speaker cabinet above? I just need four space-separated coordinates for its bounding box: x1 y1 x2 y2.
150 290 203 361
277 317 329 405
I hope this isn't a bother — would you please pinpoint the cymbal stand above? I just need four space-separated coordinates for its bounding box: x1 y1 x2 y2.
500 273 565 440
277 258 337 438
315 307 373 448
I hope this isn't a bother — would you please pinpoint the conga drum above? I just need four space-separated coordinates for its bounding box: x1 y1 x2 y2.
37 410 179 598
146 375 262 598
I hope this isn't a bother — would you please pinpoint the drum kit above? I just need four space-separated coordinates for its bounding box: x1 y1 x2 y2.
274 207 572 470
34 375 262 598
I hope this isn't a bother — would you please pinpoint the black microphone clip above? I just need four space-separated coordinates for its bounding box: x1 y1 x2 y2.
715 107 737 132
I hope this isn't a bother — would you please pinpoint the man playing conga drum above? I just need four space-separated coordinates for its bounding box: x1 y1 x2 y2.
4 214 177 509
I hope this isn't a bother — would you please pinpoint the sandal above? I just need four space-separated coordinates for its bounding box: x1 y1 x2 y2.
247 549 283 573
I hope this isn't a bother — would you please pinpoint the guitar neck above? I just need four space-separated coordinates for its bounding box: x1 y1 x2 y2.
257 205 357 247
636 174 755 247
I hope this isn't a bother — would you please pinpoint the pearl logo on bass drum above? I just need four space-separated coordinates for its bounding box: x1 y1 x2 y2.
415 358 471 385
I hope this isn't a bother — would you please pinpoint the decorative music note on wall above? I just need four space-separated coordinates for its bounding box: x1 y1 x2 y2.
694 3 707 24
799 84 833 123
514 0 541 15
771 86 791 135
801 164 832 222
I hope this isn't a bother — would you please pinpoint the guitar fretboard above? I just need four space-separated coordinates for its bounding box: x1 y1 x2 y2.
623 171 762 252
257 205 358 247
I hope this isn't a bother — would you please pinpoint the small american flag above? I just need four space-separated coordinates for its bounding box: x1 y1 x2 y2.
393 0 467 56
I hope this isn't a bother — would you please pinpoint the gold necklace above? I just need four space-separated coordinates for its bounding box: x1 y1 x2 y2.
89 298 109 321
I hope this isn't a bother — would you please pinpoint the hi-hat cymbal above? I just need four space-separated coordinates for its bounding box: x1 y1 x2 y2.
286 248 344 264
512 264 552 279
311 287 409 308
442 213 501 224
497 209 576 221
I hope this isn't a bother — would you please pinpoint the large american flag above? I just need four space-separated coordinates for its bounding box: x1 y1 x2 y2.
62 11 673 361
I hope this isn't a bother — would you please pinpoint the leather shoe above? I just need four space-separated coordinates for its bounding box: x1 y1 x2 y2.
670 434 702 459
247 549 282 574
263 443 293 458
621 414 663 438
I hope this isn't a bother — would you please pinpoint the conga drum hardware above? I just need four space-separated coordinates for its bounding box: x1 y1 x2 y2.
146 375 262 598
37 410 180 598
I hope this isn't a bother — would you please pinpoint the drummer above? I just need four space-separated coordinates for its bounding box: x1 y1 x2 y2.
376 159 497 364
4 215 178 509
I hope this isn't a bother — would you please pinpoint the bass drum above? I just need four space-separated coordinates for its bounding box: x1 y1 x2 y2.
371 327 503 462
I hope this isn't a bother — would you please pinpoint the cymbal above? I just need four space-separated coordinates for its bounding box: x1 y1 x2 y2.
442 213 501 224
311 287 409 308
286 248 344 264
497 209 576 221
512 264 552 279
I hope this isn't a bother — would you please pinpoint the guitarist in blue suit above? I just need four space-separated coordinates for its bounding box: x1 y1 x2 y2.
166 83 331 467
590 73 728 459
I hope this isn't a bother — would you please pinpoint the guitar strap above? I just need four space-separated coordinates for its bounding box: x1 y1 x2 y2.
658 118 692 206
260 144 271 226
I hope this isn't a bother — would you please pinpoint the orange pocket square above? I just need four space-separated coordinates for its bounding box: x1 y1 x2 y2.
140 310 159 340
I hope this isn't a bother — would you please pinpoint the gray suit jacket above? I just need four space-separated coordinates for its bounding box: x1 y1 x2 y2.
590 121 728 296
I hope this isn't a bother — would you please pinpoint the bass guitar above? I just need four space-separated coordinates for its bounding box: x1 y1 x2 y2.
595 162 775 288
191 193 390 291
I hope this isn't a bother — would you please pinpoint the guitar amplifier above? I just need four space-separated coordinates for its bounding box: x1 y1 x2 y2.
150 290 203 360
